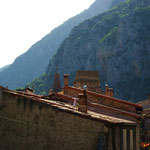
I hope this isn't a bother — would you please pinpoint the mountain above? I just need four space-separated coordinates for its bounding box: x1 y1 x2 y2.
0 65 10 72
0 0 119 90
109 0 126 8
29 0 150 102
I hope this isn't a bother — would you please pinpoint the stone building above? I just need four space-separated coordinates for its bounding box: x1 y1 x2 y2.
73 71 101 93
143 108 150 145
72 71 113 97
0 71 143 150
0 83 143 150
63 74 143 150
137 95 150 146
73 71 100 92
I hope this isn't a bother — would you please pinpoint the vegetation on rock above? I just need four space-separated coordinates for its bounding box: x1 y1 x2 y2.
29 0 150 102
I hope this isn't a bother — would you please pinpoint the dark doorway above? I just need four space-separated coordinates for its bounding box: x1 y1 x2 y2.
97 135 106 150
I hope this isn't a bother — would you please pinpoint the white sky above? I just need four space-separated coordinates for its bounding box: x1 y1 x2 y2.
0 0 95 68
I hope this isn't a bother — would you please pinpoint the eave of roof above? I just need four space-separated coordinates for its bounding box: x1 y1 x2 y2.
3 89 136 125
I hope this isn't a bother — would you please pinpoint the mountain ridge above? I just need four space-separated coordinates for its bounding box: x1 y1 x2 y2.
0 0 118 89
0 65 10 73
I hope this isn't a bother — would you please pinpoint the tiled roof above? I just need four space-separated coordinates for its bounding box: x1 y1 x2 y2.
63 86 143 109
137 100 150 109
2 88 137 125
143 108 150 118
49 93 141 119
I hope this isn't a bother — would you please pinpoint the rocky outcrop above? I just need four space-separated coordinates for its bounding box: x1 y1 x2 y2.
31 0 150 102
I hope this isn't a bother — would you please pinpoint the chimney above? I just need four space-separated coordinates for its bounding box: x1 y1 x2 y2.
49 88 52 95
105 84 109 96
105 84 113 97
64 74 69 87
148 93 150 101
108 88 113 97
78 89 87 113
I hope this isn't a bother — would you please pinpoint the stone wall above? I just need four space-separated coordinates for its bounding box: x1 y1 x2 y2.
74 71 100 80
0 89 112 150
73 71 100 92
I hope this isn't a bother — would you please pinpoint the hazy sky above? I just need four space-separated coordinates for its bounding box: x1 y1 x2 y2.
0 0 95 68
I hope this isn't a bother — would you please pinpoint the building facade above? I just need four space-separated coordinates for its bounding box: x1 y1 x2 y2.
0 83 142 150
0 71 143 150
143 108 150 144
138 95 150 148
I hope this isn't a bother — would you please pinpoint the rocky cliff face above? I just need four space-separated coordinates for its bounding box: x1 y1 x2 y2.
30 0 150 102
0 0 117 89
109 0 126 8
